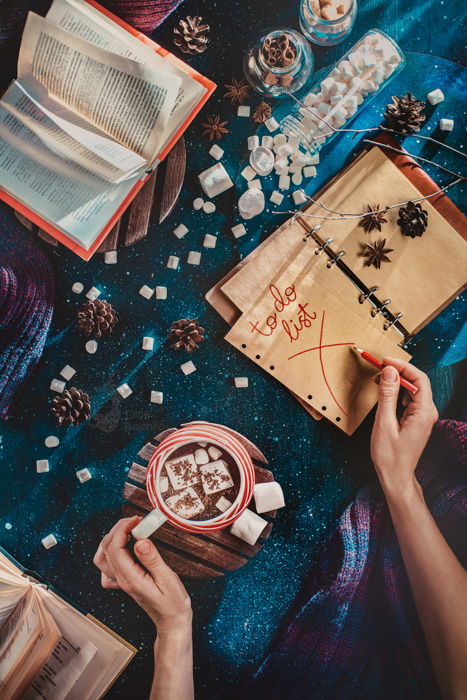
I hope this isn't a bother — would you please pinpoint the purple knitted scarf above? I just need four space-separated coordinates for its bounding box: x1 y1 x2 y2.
0 220 54 419
250 419 467 699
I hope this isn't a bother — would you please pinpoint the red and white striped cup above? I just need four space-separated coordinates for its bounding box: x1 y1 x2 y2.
131 424 255 538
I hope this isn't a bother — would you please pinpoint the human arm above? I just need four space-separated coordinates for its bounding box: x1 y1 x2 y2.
93 517 194 700
370 359 467 700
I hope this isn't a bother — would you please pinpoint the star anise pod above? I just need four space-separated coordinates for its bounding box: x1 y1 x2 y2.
358 204 388 233
201 114 229 141
223 77 250 105
359 238 394 269
252 101 272 123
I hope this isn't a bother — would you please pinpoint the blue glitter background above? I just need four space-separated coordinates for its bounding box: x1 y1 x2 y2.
0 0 466 697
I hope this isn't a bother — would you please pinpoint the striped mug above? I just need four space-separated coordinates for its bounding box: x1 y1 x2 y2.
132 424 255 538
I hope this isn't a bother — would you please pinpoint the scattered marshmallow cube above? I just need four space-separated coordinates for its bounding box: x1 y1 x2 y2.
230 509 268 545
231 223 247 239
439 118 454 131
203 234 217 248
303 165 317 178
159 475 169 492
199 460 234 495
150 390 163 404
173 223 188 239
60 365 76 381
42 534 57 549
279 174 291 190
248 179 262 190
193 197 204 210
180 361 196 375
45 436 59 448
198 442 208 448
234 376 249 388
104 251 117 264
165 453 199 490
237 105 251 117
142 336 154 351
139 285 154 299
293 189 307 205
216 496 232 513
194 448 210 465
50 379 65 393
241 165 257 181
85 340 98 354
86 286 101 301
155 286 167 300
76 468 92 483
427 88 444 105
270 190 284 205
208 446 222 461
167 255 180 270
264 117 279 132
187 251 201 265
117 383 132 399
209 144 224 160
292 171 303 186
72 282 84 294
203 201 216 214
248 135 260 150
36 459 49 473
253 481 285 513
261 135 274 148
198 163 234 198
166 487 205 518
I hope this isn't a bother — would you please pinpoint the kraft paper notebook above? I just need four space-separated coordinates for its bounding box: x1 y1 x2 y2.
0 0 216 260
208 142 467 435
0 548 136 699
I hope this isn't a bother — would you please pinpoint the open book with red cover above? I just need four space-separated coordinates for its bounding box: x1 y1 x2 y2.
0 0 215 260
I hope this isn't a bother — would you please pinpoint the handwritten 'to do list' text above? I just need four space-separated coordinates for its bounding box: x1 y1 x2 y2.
248 284 317 344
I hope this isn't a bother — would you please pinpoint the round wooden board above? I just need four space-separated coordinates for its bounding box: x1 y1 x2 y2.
122 421 276 579
13 137 186 254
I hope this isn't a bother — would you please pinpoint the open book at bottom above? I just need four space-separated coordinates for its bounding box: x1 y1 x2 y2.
0 549 136 700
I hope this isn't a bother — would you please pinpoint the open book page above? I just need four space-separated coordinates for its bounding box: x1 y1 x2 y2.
0 98 139 248
0 81 147 183
35 587 135 700
24 639 98 700
45 0 206 157
18 12 181 162
225 250 410 434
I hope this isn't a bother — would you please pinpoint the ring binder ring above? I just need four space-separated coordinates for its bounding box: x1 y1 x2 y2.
371 298 391 317
384 312 404 330
359 286 379 304
327 251 346 268
314 237 333 255
302 224 321 242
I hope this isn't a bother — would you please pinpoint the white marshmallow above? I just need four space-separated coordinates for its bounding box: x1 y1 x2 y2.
180 361 196 375
230 509 268 545
45 436 59 448
270 190 284 205
193 197 204 210
427 88 444 106
208 446 223 461
72 282 84 294
155 286 167 299
339 61 353 80
187 251 201 265
165 453 199 490
303 165 317 178
278 174 291 190
231 223 247 239
241 165 257 181
36 459 49 473
194 448 210 465
248 179 262 190
166 487 205 518
216 496 232 513
293 189 307 205
139 285 154 299
237 105 251 117
292 171 303 186
50 379 65 393
85 340 98 354
439 118 454 131
320 77 335 95
60 365 76 381
173 223 188 239
76 468 92 483
250 146 275 176
203 234 217 248
42 534 57 549
248 135 260 150
304 92 319 107
253 481 285 513
142 336 154 351
150 390 163 404
104 251 117 264
203 201 216 214
117 383 132 399
198 163 234 198
199 460 234 494
209 144 224 160
238 189 265 219
277 144 294 158
159 475 169 492
261 135 274 148
167 255 180 270
234 376 249 388
317 102 331 116
264 117 279 132
86 286 101 301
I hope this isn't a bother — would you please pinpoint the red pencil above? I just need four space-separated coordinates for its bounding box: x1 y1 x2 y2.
352 347 418 394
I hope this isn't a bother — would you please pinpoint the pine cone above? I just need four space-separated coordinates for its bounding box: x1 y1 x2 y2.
173 16 210 54
397 201 428 238
384 92 426 134
52 387 91 427
168 318 205 353
77 299 118 338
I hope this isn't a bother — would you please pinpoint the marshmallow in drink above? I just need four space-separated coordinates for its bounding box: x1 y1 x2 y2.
194 448 210 465
248 135 260 150
238 189 265 219
439 118 454 131
250 146 275 176
159 476 169 492
253 481 286 513
165 487 205 519
208 446 223 461
165 453 199 490
198 163 234 198
199 460 234 495
230 508 267 545
216 496 232 513
427 88 444 105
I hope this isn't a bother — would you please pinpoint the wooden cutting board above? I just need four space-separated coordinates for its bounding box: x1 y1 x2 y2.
122 421 277 578
13 137 186 253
